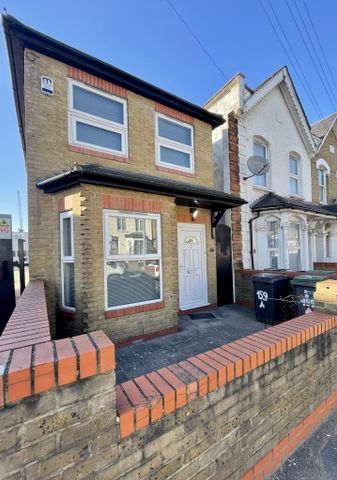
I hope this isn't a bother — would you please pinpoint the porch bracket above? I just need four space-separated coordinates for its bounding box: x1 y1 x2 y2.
211 210 226 238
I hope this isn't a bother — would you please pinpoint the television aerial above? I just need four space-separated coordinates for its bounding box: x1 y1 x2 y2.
243 156 270 181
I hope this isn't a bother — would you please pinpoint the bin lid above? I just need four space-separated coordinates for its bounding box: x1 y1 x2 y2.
251 273 288 283
290 274 328 286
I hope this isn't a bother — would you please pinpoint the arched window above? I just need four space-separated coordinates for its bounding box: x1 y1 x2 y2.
316 159 330 204
289 152 300 195
253 136 269 188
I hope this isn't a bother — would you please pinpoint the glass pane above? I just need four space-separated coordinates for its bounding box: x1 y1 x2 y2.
253 142 266 159
76 122 122 151
290 177 298 194
62 217 72 257
160 146 190 168
73 85 124 124
289 157 298 175
267 221 279 248
108 216 158 255
269 251 279 269
289 250 301 271
319 169 325 185
158 117 191 146
63 263 75 308
320 186 325 202
106 260 161 308
255 173 267 187
288 224 300 245
109 236 119 255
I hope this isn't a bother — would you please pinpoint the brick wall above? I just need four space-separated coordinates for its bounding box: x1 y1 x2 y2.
1 280 337 479
311 129 337 204
313 262 337 270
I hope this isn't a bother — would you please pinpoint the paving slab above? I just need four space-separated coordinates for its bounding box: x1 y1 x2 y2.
270 408 337 480
116 304 264 383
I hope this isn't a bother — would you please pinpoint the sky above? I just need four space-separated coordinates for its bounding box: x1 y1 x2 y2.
1 0 337 230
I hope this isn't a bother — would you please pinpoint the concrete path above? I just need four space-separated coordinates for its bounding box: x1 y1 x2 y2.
270 408 337 480
116 304 264 383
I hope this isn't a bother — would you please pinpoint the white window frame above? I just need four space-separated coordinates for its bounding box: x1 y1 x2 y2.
319 168 327 204
155 113 194 173
253 139 269 188
60 211 75 311
68 79 128 157
103 210 163 311
267 220 280 269
289 154 300 196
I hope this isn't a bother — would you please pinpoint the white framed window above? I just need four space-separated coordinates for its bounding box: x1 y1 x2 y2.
117 217 126 231
253 139 269 187
68 79 128 156
60 211 75 311
155 113 194 173
289 154 300 195
135 218 145 232
319 168 327 203
288 223 301 271
267 220 280 269
104 211 162 310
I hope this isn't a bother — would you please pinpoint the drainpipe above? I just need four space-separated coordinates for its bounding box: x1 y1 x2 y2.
249 212 260 270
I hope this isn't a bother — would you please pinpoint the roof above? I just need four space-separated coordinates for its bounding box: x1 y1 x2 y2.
242 66 315 154
1 15 224 151
36 163 246 211
311 112 337 138
251 192 337 217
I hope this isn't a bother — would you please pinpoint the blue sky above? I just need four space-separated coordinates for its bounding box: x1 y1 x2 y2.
1 0 337 230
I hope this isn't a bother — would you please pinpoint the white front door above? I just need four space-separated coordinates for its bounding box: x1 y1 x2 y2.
178 223 208 310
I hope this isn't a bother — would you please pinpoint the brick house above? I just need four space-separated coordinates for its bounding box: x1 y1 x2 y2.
205 67 337 277
3 16 244 343
311 113 337 263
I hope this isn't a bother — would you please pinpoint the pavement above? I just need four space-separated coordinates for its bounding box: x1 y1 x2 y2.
116 303 265 384
270 408 337 480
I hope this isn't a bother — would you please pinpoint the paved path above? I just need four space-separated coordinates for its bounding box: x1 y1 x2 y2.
270 408 337 480
116 304 264 383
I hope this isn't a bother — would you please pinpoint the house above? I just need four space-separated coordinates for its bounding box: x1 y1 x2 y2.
2 16 244 343
205 67 337 277
311 113 337 263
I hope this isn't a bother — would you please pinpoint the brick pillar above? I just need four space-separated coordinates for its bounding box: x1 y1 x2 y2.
228 112 243 269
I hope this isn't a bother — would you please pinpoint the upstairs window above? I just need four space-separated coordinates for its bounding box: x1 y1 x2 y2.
289 154 300 195
253 139 269 187
68 80 128 156
155 114 194 173
60 211 75 310
319 168 327 203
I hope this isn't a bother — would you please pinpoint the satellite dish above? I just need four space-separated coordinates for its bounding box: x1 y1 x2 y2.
244 156 270 180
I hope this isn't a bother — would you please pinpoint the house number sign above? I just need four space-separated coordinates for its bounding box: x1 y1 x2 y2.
41 76 54 95
256 289 268 309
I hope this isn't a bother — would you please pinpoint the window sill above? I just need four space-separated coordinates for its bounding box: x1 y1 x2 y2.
253 185 273 193
156 165 196 177
68 144 129 163
289 194 304 200
105 301 165 318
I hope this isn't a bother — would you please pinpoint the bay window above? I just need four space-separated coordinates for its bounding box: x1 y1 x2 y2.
68 80 128 156
104 211 162 310
60 211 75 310
267 220 280 269
288 224 301 271
155 114 194 173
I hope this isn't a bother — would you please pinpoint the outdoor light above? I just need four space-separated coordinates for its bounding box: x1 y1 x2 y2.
190 207 199 221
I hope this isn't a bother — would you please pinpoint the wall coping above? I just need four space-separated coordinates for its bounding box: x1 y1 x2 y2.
0 280 50 352
116 311 336 438
0 281 115 408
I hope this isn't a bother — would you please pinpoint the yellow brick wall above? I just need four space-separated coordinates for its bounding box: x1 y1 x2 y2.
23 49 217 340
311 129 337 204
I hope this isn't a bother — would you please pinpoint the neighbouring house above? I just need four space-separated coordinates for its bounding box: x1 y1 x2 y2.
310 112 337 264
205 67 337 277
2 16 244 343
12 230 29 264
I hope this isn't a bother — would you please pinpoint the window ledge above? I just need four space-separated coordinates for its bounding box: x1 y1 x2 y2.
253 185 273 193
68 144 129 163
156 165 196 177
105 301 165 319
